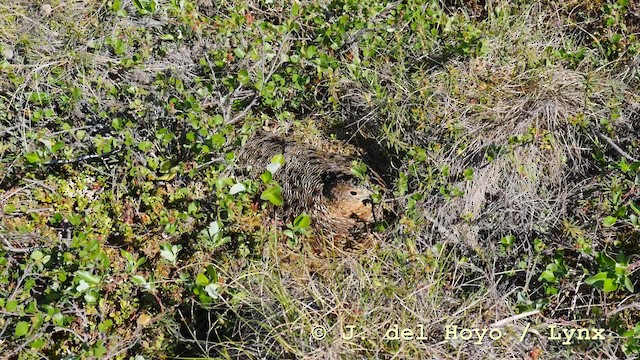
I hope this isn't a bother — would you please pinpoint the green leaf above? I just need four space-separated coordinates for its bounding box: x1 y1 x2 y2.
159 243 181 264
596 252 616 268
603 216 617 227
93 342 107 358
624 276 634 292
27 92 51 104
205 265 218 283
136 257 147 267
615 262 627 276
52 312 64 326
196 273 210 286
6 300 18 312
15 321 30 337
260 171 273 184
271 154 285 165
585 272 608 284
602 278 618 292
293 212 310 229
160 160 172 172
131 275 146 285
611 33 623 44
69 214 82 226
501 235 515 246
238 69 250 85
30 338 46 349
463 168 474 181
208 221 220 236
213 114 224 125
75 270 100 285
76 280 90 292
305 45 317 58
25 152 41 164
233 48 246 59
261 185 283 206
3 204 16 214
215 236 231 248
212 133 225 147
98 319 113 332
52 141 65 153
121 249 133 262
30 250 44 261
138 141 153 152
112 118 124 130
350 161 368 178
266 154 284 174
539 270 556 283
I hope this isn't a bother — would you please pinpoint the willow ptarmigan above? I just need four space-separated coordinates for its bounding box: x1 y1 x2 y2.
237 134 381 248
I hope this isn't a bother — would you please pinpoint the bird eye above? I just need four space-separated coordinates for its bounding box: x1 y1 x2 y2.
350 191 358 196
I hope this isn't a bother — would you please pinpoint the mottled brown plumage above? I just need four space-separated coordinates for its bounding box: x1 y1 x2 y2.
237 134 379 244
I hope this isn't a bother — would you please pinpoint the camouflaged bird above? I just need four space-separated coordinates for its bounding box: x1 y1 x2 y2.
237 134 380 246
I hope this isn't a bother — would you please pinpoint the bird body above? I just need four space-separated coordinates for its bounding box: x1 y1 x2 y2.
237 134 378 244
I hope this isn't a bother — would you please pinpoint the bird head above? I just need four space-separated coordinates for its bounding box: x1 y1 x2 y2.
326 181 375 222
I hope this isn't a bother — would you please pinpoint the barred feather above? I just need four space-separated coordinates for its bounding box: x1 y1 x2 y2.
237 134 378 242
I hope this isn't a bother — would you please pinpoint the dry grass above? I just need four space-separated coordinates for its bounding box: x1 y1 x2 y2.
179 235 625 359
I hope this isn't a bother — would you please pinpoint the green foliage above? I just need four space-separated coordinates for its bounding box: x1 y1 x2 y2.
260 185 284 206
159 243 182 265
499 234 515 254
559 0 639 62
193 265 222 304
538 252 569 295
622 323 640 354
284 212 311 246
199 220 231 250
585 252 634 293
